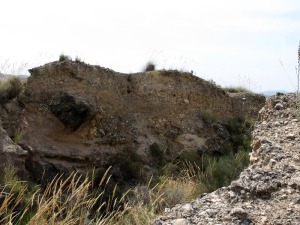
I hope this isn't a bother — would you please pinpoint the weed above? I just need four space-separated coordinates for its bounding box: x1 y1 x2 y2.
12 129 25 145
59 54 72 62
75 56 82 63
197 110 217 124
144 61 156 72
223 86 252 93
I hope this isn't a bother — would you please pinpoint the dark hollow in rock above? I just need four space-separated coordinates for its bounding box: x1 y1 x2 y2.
49 93 93 131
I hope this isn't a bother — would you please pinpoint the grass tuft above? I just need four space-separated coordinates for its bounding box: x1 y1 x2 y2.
59 54 72 62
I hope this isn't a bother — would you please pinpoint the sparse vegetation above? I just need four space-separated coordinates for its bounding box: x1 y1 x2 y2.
223 86 252 93
75 56 82 63
144 61 156 72
197 110 217 124
199 149 250 192
59 54 72 62
13 129 25 145
0 76 24 103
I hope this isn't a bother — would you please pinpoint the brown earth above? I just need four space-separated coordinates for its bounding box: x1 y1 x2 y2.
0 60 265 184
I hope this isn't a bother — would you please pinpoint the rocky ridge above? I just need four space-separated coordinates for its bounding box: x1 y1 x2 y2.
153 93 300 225
0 60 265 186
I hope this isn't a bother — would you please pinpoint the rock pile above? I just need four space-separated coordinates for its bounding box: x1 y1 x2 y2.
153 93 300 225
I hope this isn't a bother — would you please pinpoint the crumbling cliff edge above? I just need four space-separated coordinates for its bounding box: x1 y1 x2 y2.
153 93 300 225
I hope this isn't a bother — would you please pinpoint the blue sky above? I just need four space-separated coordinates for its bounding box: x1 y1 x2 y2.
1 0 300 92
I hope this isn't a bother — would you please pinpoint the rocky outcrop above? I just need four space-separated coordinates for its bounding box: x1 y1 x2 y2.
0 60 265 184
0 122 27 172
153 93 300 225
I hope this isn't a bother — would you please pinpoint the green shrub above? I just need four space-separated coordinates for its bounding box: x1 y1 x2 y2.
59 54 72 62
224 116 253 152
199 149 250 192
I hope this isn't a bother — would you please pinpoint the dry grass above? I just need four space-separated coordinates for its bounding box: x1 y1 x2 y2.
1 143 250 224
0 165 200 225
0 166 129 225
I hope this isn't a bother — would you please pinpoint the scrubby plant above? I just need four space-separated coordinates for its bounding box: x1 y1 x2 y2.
0 76 24 103
144 61 156 72
200 149 250 192
223 86 252 93
12 129 25 145
197 110 217 124
75 56 84 63
59 54 72 62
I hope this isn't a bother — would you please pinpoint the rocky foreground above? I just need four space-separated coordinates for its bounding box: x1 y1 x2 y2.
153 93 300 225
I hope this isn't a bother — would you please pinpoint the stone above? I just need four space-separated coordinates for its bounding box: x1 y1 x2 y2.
274 103 283 110
183 99 190 104
170 218 189 225
287 133 296 140
180 204 193 212
230 207 247 218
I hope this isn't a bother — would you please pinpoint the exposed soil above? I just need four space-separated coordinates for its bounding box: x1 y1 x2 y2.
0 60 265 185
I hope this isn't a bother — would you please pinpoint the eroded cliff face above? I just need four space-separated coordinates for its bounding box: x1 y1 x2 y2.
153 93 300 225
0 60 265 184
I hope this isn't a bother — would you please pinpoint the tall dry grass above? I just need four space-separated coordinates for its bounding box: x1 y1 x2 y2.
0 134 251 224
0 165 202 225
